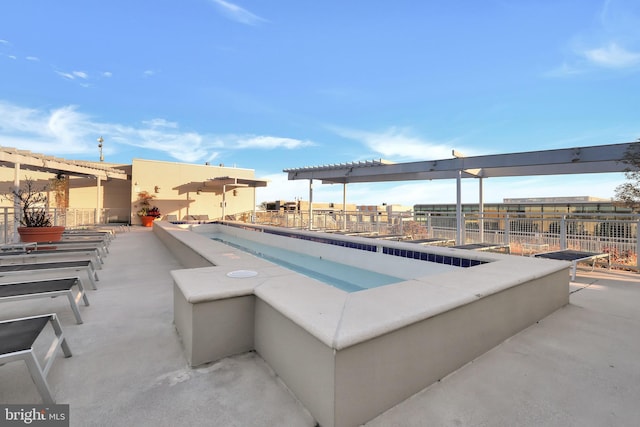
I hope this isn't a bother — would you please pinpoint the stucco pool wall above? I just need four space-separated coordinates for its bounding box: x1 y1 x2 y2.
157 221 570 427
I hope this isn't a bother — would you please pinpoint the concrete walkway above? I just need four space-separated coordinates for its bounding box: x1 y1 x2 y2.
367 268 640 426
1 227 639 426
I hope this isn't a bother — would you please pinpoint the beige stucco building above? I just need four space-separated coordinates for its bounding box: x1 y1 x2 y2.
129 159 266 225
0 147 267 226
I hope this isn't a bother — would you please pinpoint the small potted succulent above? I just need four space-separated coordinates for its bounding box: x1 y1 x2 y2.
136 191 161 227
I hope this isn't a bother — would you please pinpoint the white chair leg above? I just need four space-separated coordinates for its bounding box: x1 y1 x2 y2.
24 351 55 404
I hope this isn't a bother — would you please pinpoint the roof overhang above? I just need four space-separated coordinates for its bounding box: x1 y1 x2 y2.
208 176 269 188
173 176 269 194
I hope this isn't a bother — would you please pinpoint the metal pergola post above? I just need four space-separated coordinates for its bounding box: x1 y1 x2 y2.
456 170 462 244
12 163 20 242
636 219 639 271
479 177 484 243
308 178 313 230
342 183 347 231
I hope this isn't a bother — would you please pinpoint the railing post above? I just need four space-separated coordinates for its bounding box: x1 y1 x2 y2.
636 219 640 272
560 215 567 250
427 213 432 236
461 213 466 244
3 207 8 244
504 214 510 246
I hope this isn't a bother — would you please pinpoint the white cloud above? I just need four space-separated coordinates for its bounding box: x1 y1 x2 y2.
254 173 308 204
0 101 313 164
331 126 465 161
46 106 90 144
55 70 89 80
547 0 640 76
0 102 46 134
55 71 76 80
0 103 93 154
210 0 266 25
546 42 640 77
102 71 112 78
232 135 314 149
582 42 640 68
25 56 39 61
2 104 619 207
142 118 178 129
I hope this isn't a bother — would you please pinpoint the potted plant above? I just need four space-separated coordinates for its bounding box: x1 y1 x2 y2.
136 191 161 227
10 178 65 243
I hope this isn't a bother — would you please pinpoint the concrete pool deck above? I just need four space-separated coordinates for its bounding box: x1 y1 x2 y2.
1 225 639 426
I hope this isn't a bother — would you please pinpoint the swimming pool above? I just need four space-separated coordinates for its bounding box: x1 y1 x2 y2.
210 233 403 292
160 221 570 427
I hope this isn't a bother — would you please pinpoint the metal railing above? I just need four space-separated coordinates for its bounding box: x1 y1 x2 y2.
24 207 632 271
453 212 640 270
1 207 131 243
253 210 404 235
251 209 640 271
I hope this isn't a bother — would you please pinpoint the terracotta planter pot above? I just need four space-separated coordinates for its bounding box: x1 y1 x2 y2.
17 226 65 243
140 215 156 227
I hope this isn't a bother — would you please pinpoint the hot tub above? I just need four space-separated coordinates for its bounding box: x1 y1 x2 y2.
156 221 570 427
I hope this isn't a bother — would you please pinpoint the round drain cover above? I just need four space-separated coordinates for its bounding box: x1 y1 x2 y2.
227 270 258 278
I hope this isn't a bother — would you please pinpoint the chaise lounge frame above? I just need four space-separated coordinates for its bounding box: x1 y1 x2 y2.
0 313 72 404
0 277 89 324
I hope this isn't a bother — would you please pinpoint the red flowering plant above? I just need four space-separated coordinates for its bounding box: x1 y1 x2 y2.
146 206 161 218
136 191 161 218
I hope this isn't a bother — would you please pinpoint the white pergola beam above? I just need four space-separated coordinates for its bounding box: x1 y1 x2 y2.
0 146 128 180
287 142 636 183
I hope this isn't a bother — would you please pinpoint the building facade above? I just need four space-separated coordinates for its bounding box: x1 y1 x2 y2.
0 149 267 226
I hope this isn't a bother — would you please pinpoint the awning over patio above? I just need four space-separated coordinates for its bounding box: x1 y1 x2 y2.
173 176 269 194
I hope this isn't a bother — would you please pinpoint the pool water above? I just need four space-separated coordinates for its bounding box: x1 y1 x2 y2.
210 233 403 292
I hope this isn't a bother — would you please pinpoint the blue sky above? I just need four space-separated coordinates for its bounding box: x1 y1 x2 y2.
1 0 639 206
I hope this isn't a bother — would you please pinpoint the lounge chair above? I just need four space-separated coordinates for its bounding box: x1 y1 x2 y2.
0 260 99 290
39 239 109 256
0 314 72 403
0 277 89 324
534 249 611 281
0 247 103 270
63 230 114 243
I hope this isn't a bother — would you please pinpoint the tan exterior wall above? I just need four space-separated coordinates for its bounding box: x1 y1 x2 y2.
131 159 258 225
0 164 130 207
0 158 262 225
0 170 54 206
